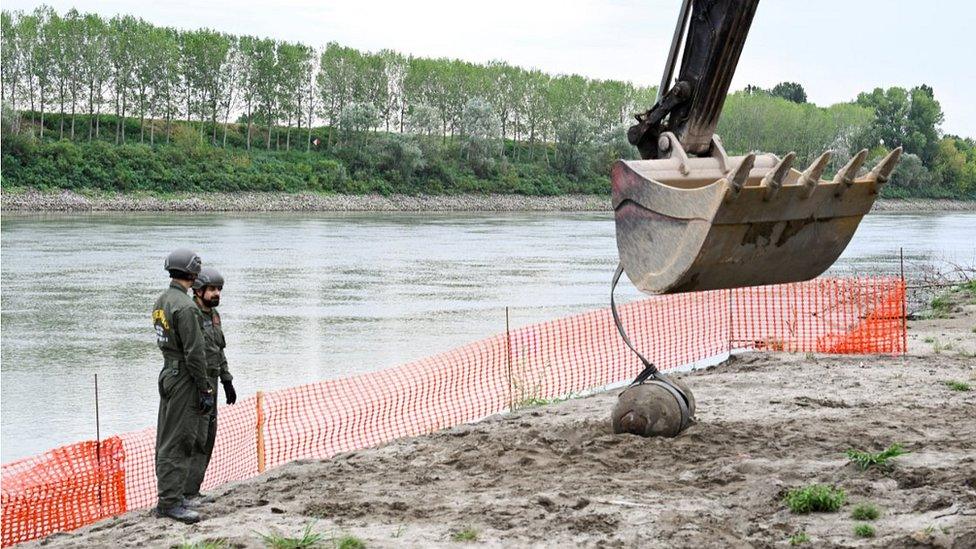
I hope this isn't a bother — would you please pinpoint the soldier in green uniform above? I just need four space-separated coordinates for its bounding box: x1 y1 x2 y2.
183 267 237 504
151 249 214 524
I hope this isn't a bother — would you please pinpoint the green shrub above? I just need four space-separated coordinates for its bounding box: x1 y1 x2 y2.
6 110 972 198
257 523 323 549
929 295 954 317
336 535 366 549
175 540 228 549
2 122 613 196
945 380 971 392
451 527 478 542
784 484 846 513
788 532 810 545
854 524 876 538
1 138 350 193
961 280 976 297
846 443 908 471
851 503 880 520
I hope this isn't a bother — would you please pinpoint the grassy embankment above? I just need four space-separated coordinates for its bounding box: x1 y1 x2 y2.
1 114 606 197
2 111 974 200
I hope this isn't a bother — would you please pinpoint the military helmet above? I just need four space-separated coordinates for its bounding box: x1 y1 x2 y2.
192 267 225 291
164 248 202 276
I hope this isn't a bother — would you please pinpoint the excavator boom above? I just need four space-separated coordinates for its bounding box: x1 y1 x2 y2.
630 0 759 159
614 0 901 294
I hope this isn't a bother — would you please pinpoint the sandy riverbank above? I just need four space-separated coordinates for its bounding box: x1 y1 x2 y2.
2 189 974 212
31 288 976 548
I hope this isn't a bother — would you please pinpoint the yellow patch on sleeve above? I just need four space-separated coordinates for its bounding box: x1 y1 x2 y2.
152 309 170 330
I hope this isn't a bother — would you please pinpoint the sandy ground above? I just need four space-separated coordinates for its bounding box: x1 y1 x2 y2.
33 290 976 548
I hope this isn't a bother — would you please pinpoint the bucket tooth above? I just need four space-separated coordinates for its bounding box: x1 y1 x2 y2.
761 152 795 201
866 146 903 193
833 149 869 197
710 135 731 172
723 153 756 202
798 151 832 198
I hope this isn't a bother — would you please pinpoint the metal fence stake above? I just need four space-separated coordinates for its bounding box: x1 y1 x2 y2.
94 373 102 514
506 307 513 411
256 391 266 473
900 247 908 356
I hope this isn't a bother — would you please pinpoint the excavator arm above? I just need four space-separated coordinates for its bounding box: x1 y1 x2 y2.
629 0 759 159
609 0 902 438
611 0 903 294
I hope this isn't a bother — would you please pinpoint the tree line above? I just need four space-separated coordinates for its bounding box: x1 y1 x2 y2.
0 6 656 151
1 6 973 198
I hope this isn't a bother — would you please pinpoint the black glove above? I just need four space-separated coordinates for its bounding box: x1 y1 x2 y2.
222 380 237 405
199 390 215 415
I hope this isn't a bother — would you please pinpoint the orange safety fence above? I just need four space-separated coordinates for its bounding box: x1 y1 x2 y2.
0 438 125 545
730 277 907 354
1 277 906 546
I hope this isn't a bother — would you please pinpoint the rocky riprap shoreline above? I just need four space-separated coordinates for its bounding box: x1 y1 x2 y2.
1 189 973 212
1 189 611 212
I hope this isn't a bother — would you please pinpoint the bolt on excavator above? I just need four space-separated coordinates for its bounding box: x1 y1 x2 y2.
610 0 902 437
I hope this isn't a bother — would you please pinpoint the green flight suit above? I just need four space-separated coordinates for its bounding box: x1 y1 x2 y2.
152 282 211 510
184 306 232 497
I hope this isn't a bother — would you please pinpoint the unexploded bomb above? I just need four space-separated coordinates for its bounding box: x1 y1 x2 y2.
611 376 695 438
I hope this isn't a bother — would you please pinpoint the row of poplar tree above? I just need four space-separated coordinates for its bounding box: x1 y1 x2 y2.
4 6 971 197
0 6 659 151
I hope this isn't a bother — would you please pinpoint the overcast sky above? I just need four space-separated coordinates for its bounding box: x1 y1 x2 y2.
5 0 974 137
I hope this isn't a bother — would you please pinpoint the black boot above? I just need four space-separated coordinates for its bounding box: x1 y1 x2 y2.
183 493 215 508
156 503 201 524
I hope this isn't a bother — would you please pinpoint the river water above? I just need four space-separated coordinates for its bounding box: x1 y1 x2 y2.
2 211 974 462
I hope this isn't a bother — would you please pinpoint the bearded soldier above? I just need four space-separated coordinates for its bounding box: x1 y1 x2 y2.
184 267 237 504
151 249 213 524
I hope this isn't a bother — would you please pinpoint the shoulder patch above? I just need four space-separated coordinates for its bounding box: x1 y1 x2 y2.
152 309 170 330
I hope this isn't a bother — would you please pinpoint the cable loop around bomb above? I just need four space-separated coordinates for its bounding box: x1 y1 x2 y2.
611 264 696 435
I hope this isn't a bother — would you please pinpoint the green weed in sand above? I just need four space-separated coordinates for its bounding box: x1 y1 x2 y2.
512 394 577 409
851 503 881 520
451 527 479 542
929 295 954 317
336 535 366 549
932 339 952 353
176 540 228 549
961 280 976 297
508 359 580 411
854 523 876 538
784 484 846 513
945 380 971 391
257 523 324 549
788 531 810 545
846 443 908 471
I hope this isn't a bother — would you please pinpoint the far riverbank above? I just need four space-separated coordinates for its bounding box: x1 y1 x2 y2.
2 189 974 212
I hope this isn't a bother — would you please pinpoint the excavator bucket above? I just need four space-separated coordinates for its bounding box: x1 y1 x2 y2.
612 134 902 294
